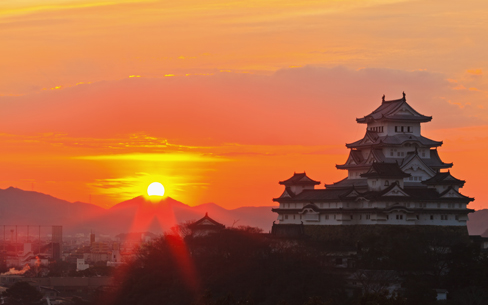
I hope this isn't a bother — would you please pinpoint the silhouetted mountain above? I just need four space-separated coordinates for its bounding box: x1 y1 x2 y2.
0 187 277 235
468 209 488 236
0 187 105 227
2 187 487 237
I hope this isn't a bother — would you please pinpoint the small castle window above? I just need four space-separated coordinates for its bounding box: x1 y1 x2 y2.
430 215 434 220
384 180 390 186
285 215 288 220
366 214 371 220
325 214 329 220
407 126 411 132
395 126 398 132
350 215 353 220
401 126 404 132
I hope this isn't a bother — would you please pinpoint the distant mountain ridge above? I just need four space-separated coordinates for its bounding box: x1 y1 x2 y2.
0 187 486 237
0 187 277 235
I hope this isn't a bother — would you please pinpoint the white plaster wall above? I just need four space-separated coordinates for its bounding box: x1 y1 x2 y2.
277 209 468 226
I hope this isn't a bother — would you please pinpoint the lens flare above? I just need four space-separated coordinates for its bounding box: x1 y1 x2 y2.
147 182 165 196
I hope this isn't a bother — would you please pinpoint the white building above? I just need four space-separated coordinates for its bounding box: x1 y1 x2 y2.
272 93 473 227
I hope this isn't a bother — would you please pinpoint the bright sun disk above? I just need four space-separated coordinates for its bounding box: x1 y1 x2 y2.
147 182 165 196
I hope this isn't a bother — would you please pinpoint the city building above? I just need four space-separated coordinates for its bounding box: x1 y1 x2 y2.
272 93 474 227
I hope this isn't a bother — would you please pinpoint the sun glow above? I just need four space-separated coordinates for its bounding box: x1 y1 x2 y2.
147 182 165 196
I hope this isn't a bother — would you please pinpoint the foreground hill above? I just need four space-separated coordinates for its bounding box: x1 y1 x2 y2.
0 187 276 235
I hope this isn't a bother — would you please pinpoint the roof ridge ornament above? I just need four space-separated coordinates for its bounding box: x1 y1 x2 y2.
382 94 385 103
402 91 406 101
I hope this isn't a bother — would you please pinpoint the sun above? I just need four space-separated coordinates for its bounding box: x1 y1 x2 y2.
147 182 165 196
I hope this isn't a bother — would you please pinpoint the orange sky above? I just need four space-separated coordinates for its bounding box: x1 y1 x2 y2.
0 0 487 210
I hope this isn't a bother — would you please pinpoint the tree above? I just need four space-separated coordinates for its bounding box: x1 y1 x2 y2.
2 281 43 304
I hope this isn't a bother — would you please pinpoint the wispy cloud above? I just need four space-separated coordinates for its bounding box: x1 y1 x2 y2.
76 152 227 162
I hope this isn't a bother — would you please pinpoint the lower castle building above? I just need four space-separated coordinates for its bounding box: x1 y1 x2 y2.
272 93 474 228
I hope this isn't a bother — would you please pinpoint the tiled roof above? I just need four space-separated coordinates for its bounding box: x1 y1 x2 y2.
190 213 225 228
361 162 411 178
422 171 465 186
324 177 368 189
356 94 432 124
346 133 442 148
279 172 320 186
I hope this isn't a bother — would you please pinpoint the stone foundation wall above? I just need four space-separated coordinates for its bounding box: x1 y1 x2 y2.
272 224 470 247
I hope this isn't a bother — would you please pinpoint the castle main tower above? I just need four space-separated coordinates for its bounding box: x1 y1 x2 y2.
272 93 473 227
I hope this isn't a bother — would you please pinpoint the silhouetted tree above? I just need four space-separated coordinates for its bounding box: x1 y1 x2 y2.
2 281 43 304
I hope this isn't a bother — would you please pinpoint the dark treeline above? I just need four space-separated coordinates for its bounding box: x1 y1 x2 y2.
92 227 488 305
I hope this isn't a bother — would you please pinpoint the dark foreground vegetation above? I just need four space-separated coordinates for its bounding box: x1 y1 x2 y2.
87 226 488 305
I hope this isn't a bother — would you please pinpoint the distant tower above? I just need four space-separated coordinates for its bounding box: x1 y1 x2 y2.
51 226 63 260
90 232 95 245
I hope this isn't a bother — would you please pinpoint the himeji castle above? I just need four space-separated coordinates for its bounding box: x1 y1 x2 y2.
272 93 474 227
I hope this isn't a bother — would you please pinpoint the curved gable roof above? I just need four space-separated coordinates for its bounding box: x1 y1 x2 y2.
356 94 432 124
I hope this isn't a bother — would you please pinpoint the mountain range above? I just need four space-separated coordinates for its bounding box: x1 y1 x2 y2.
0 187 486 237
0 187 276 235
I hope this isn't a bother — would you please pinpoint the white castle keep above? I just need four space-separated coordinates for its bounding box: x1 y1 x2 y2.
272 93 474 226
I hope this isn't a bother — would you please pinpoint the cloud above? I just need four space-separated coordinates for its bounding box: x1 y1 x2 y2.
0 66 486 147
76 152 227 162
467 69 483 76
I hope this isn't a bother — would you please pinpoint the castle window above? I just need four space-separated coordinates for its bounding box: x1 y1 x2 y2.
325 214 329 220
430 215 434 220
350 215 353 220
416 215 419 220
285 215 288 220
395 126 398 132
366 214 371 220
401 126 404 132
384 180 390 186
407 126 411 132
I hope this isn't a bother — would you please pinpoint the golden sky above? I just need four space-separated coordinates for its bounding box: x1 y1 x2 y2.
0 0 487 209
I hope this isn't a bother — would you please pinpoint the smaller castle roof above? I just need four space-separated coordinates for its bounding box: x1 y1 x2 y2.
189 213 225 229
422 171 465 186
360 162 411 178
279 172 320 186
346 133 442 149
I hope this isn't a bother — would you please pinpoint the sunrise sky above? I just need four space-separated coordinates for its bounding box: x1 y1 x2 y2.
0 0 487 209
